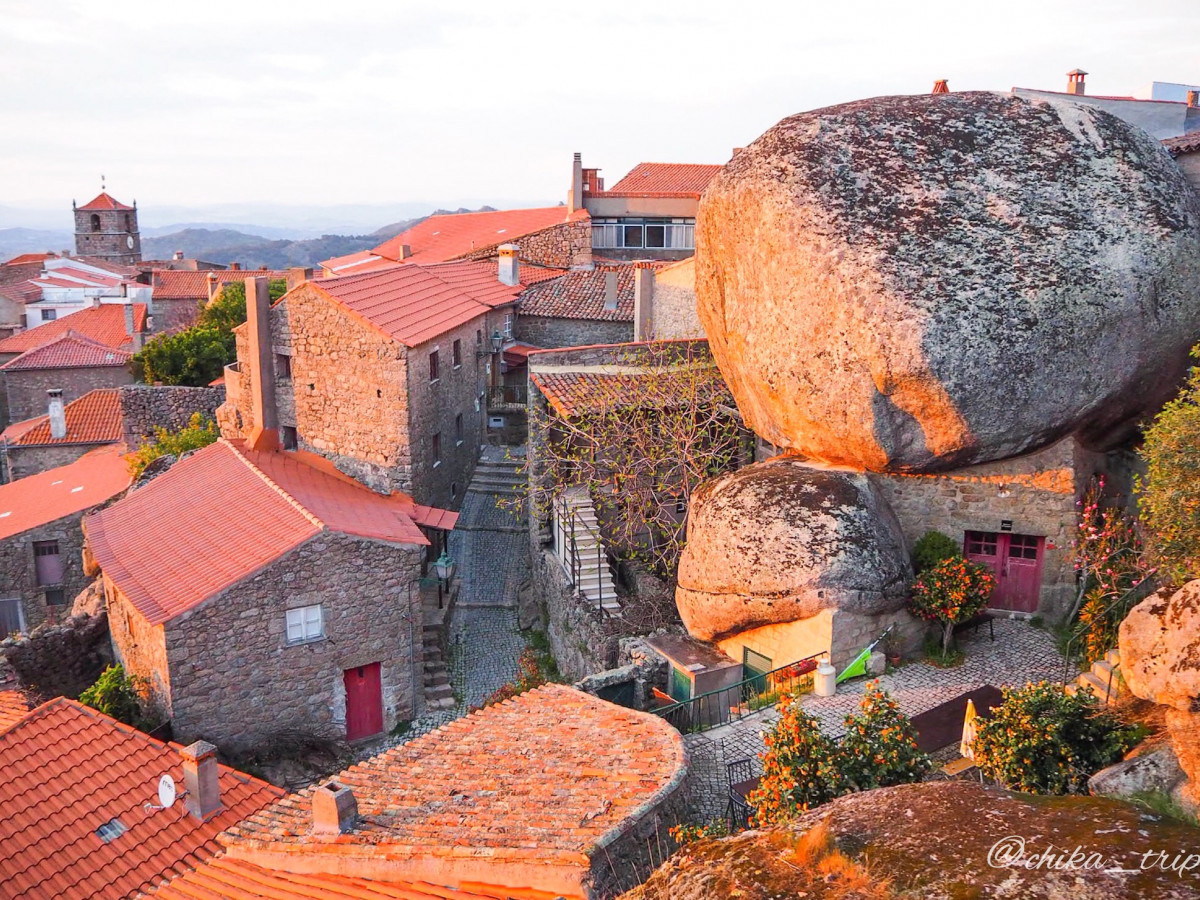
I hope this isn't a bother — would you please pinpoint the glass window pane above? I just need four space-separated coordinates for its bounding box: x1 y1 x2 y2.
622 225 643 248
644 225 665 248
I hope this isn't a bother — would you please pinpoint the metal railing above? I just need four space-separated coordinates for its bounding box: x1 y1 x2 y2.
1060 574 1155 702
655 651 828 734
489 384 526 409
554 492 614 616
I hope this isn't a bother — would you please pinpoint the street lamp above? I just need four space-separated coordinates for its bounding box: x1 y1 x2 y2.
433 551 456 609
490 330 504 353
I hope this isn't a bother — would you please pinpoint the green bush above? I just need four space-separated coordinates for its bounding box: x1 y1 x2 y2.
130 325 234 387
838 682 931 790
79 665 146 729
128 412 219 478
908 557 996 654
911 530 961 575
972 681 1138 795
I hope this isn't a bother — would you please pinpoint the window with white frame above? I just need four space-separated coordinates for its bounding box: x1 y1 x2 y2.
591 218 695 250
502 313 514 338
41 309 57 321
285 604 324 644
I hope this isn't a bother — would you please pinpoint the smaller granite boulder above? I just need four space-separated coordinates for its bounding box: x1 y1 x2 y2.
675 458 911 642
1119 581 1200 713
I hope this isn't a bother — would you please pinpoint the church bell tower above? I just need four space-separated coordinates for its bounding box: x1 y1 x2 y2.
73 181 142 264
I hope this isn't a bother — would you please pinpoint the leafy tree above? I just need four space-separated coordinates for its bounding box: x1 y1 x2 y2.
971 681 1138 795
199 278 287 332
748 700 842 826
127 413 219 478
131 326 233 387
79 665 146 729
1138 355 1200 585
907 557 996 655
910 530 961 575
837 682 931 791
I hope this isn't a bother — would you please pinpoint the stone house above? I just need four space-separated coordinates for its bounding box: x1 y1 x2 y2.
0 388 124 482
149 267 288 333
218 264 536 511
0 300 147 367
82 438 456 751
0 696 281 900
1166 131 1200 195
155 684 688 900
0 447 130 635
0 332 134 427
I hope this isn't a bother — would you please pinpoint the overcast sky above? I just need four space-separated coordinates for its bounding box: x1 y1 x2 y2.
2 0 1198 226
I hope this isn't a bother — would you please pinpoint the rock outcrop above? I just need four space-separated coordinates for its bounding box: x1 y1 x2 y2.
696 91 1200 472
1120 581 1200 807
623 781 1200 899
675 458 910 642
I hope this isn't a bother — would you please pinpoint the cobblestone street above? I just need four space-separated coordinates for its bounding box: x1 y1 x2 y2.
683 617 1066 822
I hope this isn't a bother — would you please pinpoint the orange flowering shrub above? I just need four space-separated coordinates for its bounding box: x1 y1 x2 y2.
838 682 930 791
907 557 995 654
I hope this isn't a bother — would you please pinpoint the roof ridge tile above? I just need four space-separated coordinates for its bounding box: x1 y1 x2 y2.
220 440 327 532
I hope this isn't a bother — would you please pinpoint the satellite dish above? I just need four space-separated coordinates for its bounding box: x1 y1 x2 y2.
157 774 177 809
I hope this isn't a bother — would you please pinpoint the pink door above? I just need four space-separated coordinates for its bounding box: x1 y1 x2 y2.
965 531 1043 614
344 663 383 741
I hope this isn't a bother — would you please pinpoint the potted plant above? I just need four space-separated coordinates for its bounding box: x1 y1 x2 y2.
882 634 903 667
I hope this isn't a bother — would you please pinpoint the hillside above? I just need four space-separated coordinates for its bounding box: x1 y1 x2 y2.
141 228 377 269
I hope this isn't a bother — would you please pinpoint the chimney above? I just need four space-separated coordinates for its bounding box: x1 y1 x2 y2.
397 244 412 260
91 297 102 309
568 152 584 214
932 79 949 94
603 270 619 311
206 271 219 302
312 781 358 835
245 276 279 452
173 250 184 261
1067 69 1087 96
47 390 66 440
497 244 519 286
181 741 223 820
230 262 242 271
286 267 313 291
633 262 654 340
1188 90 1199 108
124 302 143 352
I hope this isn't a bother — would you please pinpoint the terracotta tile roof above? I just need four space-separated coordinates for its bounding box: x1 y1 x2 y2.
0 446 130 540
0 697 282 899
423 260 565 307
76 191 135 211
0 689 31 731
602 162 722 197
3 253 55 266
150 269 288 300
85 440 437 626
517 264 664 322
530 366 729 418
0 330 132 371
319 250 399 277
33 265 126 290
370 207 589 265
224 684 686 869
150 855 557 900
0 278 42 305
0 303 148 355
1164 132 1200 155
3 388 124 448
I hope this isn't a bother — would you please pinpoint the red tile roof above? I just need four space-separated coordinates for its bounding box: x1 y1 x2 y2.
1165 132 1200 155
531 366 730 418
33 265 127 290
85 440 437 626
0 303 148 355
602 163 722 197
0 446 130 540
2 388 124 448
319 251 398 277
370 207 588 265
0 689 31 731
2 253 55 266
150 269 288 300
517 264 665 322
0 697 282 899
151 855 555 900
76 191 135 211
0 330 132 371
223 684 686 871
425 260 564 306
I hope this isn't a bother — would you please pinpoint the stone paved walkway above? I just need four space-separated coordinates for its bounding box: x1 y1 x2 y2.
683 617 1066 823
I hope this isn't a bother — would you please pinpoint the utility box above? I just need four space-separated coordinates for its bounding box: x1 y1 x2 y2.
646 633 741 727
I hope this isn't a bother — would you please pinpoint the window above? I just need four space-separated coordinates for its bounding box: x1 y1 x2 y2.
0 599 24 636
1008 534 1041 560
432 431 441 466
455 413 464 446
591 217 695 250
476 328 483 345
90 213 101 232
452 339 462 368
281 426 298 450
44 588 65 606
502 313 514 338
41 309 57 322
95 818 127 843
965 531 998 557
429 349 440 382
276 354 292 379
451 481 458 500
33 541 62 587
286 604 324 644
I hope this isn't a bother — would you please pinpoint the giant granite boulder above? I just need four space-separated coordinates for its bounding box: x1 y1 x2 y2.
675 458 910 641
696 92 1200 472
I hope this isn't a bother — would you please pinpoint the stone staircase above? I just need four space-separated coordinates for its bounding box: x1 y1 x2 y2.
422 620 455 710
466 455 525 497
558 489 621 616
1065 648 1125 704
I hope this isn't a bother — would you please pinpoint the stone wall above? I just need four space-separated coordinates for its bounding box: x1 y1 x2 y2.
153 531 423 752
532 545 618 679
1176 151 1200 197
515 315 632 350
0 512 97 633
0 610 112 701
461 218 592 270
4 442 108 482
119 384 224 449
103 571 172 709
151 297 204 334
647 259 703 340
4 364 133 424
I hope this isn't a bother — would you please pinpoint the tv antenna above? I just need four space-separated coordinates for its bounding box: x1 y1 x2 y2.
144 773 183 811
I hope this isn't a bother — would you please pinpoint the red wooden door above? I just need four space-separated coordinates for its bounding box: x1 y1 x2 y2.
964 531 1043 614
344 663 383 741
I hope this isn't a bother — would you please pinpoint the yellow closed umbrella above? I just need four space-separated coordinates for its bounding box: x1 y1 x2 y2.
960 698 978 760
